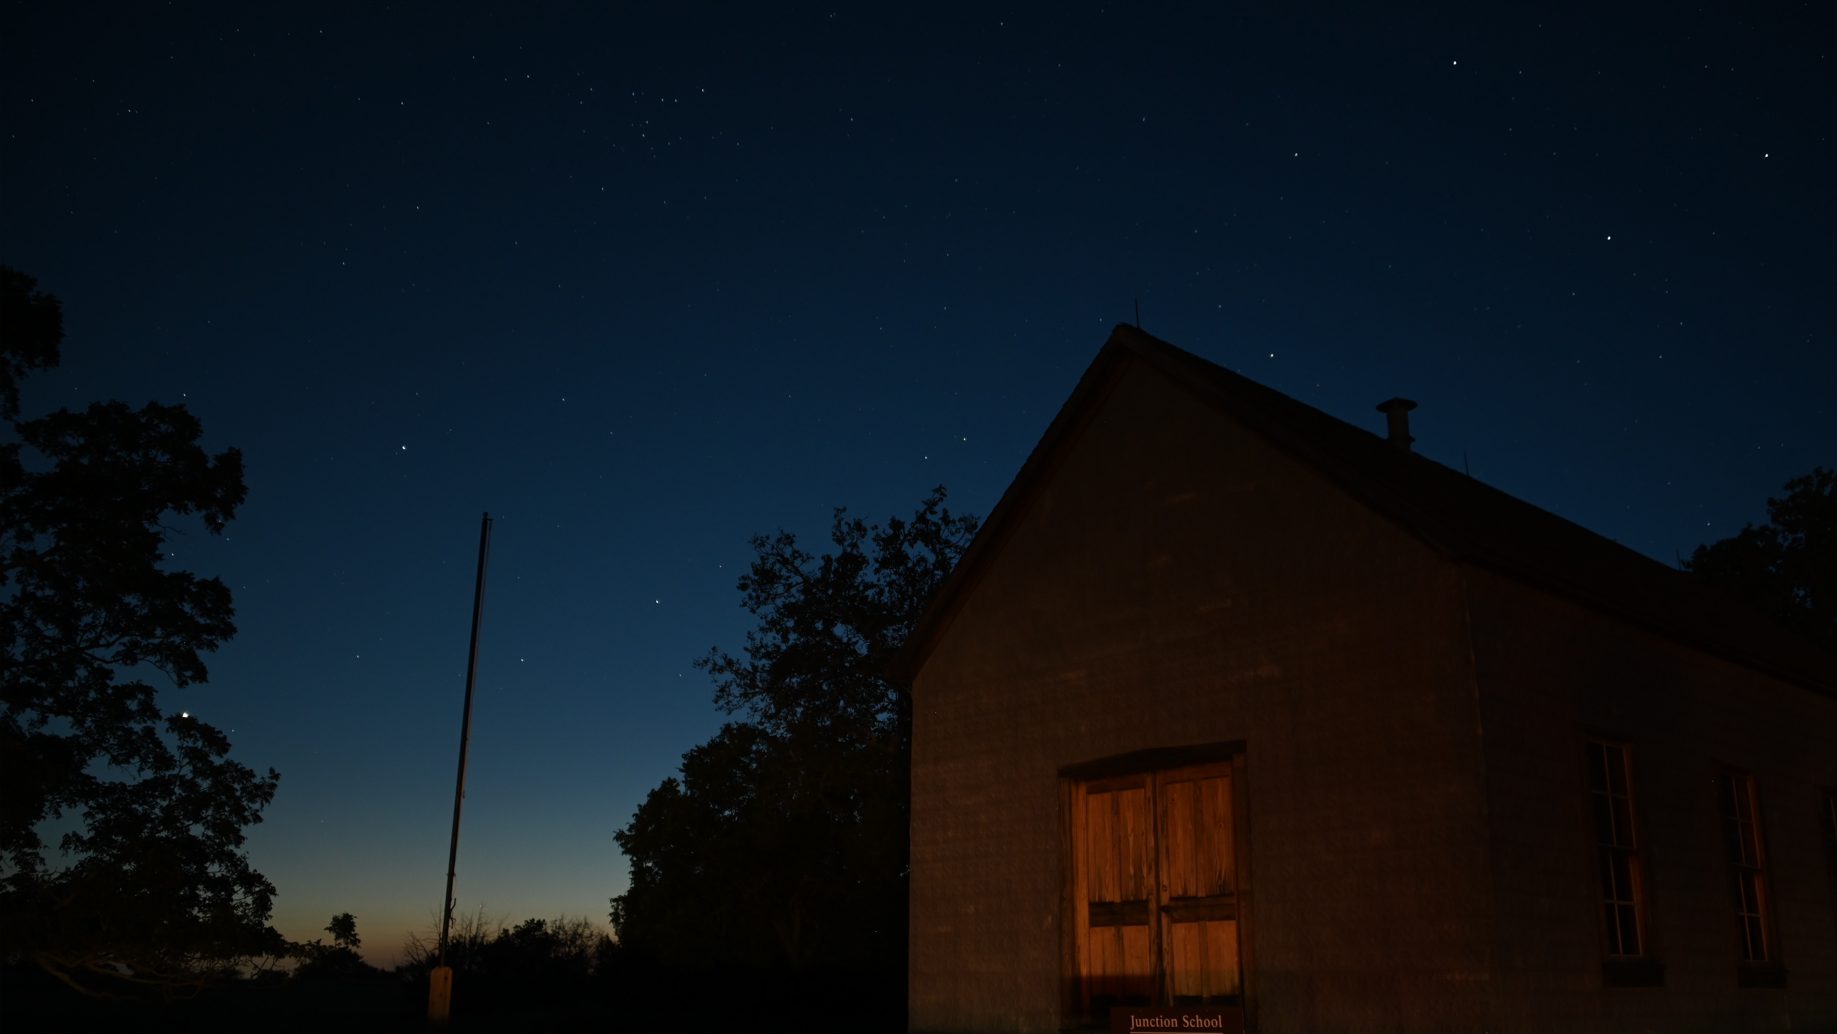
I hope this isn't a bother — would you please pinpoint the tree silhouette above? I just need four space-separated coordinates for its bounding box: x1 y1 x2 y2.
612 489 977 983
292 913 376 981
398 911 610 1019
1687 466 1835 654
326 913 361 951
0 267 282 995
400 905 500 978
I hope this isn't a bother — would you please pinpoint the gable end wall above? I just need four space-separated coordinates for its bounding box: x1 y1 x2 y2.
909 362 1490 1032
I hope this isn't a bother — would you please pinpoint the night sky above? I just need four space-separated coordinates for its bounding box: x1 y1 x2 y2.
4 3 1830 964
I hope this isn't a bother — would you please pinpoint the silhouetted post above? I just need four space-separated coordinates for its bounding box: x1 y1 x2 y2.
430 512 492 1028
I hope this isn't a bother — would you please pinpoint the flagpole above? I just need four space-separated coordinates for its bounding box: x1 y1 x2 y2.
430 512 492 1026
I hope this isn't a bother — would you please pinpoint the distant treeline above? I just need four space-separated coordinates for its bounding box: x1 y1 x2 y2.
4 908 902 1032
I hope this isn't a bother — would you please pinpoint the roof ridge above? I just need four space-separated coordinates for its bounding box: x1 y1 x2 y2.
892 327 1837 696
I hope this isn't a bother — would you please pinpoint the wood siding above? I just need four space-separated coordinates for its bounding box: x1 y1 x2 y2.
908 359 1487 1032
907 344 1837 1033
1466 568 1837 1032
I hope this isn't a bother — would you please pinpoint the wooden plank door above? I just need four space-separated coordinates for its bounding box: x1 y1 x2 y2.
1156 765 1240 1003
1074 777 1156 1010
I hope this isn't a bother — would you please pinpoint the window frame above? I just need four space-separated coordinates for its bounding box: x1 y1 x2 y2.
1824 790 1837 938
1585 737 1663 987
1717 766 1785 987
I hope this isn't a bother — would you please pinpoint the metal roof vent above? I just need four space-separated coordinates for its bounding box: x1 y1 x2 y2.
1376 397 1418 453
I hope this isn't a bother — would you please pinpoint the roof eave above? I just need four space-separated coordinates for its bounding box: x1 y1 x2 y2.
886 327 1139 685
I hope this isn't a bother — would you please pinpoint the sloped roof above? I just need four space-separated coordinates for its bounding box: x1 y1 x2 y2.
894 324 1837 696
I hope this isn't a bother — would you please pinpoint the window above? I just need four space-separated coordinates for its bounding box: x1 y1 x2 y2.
1069 760 1243 1017
1586 740 1647 960
1717 769 1780 980
1826 793 1837 933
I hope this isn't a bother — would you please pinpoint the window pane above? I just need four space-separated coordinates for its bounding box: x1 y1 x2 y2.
1587 741 1649 962
1731 819 1747 865
1617 904 1641 956
1742 915 1766 963
1826 793 1837 933
1718 771 1773 965
1593 795 1614 846
1611 853 1634 900
1602 902 1623 955
1606 747 1628 796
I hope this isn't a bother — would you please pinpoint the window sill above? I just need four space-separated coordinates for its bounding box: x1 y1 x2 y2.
1602 959 1665 987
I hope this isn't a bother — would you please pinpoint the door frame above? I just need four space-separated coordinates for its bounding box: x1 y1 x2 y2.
1060 742 1254 1030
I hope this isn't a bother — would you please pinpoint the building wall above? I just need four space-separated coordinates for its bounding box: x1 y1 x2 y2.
909 362 1492 1032
1467 568 1837 1033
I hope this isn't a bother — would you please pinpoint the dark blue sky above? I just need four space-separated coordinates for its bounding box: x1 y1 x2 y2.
5 2 1830 962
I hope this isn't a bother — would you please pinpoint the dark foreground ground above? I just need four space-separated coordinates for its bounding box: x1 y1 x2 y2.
0 963 905 1033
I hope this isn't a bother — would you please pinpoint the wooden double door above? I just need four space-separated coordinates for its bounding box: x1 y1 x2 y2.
1071 761 1243 1013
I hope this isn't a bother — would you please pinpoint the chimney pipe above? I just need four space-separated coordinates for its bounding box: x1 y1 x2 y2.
1376 397 1417 453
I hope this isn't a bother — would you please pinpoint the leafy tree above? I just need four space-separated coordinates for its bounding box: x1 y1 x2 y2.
293 913 376 980
0 267 62 418
1686 467 1836 653
477 916 607 987
0 267 282 994
326 912 360 951
612 489 977 979
609 722 797 967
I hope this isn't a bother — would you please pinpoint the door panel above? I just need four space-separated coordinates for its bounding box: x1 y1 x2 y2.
1159 772 1235 898
1168 918 1240 999
1074 764 1243 1012
1158 768 1238 1003
1077 781 1155 1006
1085 920 1154 1003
